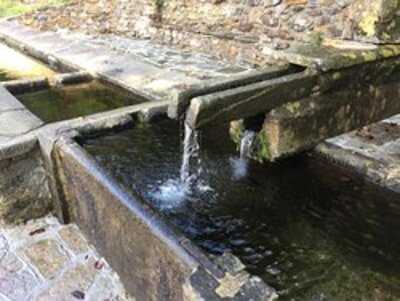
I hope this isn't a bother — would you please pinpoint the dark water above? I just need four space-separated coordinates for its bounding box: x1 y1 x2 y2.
18 81 144 123
83 119 400 300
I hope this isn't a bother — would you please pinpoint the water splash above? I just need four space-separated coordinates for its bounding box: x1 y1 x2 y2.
230 131 256 180
149 123 204 210
149 179 190 210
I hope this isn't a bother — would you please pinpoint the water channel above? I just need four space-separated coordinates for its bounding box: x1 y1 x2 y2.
83 118 400 300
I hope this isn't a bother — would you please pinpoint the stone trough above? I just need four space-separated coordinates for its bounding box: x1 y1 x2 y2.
0 17 400 301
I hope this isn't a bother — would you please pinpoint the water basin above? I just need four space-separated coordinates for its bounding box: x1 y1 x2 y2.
18 81 145 123
83 119 400 300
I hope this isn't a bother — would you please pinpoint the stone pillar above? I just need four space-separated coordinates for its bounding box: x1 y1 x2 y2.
345 0 400 43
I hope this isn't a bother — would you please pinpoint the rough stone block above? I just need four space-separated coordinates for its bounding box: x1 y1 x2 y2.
0 149 52 224
347 0 400 43
255 81 400 161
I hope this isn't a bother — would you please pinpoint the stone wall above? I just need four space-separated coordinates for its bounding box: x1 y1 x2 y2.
0 147 52 224
20 0 400 66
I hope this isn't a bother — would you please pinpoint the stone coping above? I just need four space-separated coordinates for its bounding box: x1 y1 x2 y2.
0 85 43 145
263 39 400 71
316 115 400 194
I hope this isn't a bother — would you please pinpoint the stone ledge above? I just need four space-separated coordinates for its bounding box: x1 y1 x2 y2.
316 115 400 193
263 39 400 71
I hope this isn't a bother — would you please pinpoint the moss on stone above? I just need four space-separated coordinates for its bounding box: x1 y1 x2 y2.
254 130 271 162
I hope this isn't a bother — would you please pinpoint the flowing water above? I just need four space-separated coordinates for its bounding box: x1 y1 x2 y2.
83 119 400 300
18 81 145 123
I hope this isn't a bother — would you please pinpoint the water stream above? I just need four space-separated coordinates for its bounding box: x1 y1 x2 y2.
83 119 400 300
240 130 256 159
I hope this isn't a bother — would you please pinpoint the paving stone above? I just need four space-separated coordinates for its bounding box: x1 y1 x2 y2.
58 225 90 255
36 256 99 301
2 216 59 249
0 217 131 300
0 268 40 301
21 239 69 279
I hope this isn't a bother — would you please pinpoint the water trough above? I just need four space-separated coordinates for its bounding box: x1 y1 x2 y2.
49 117 400 300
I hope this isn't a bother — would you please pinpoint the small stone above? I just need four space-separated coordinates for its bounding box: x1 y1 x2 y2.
71 290 85 299
265 0 282 8
261 14 279 27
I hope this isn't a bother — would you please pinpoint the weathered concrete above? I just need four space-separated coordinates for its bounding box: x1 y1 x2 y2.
0 215 132 300
245 81 400 161
53 137 277 301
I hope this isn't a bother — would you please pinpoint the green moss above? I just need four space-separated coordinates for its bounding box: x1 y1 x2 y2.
255 130 271 162
229 120 245 148
0 0 70 18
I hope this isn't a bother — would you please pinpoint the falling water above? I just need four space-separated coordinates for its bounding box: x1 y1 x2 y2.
231 130 256 180
180 122 201 184
240 130 256 159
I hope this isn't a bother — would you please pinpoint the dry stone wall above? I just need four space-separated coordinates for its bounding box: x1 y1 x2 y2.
19 0 400 66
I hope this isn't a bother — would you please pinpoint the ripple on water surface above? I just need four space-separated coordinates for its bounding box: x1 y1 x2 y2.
83 119 400 300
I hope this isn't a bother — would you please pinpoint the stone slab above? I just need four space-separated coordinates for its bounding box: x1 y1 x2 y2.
0 20 268 108
0 110 43 137
316 115 400 193
263 40 400 72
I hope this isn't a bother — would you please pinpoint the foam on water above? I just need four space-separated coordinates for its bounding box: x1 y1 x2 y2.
149 179 190 210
